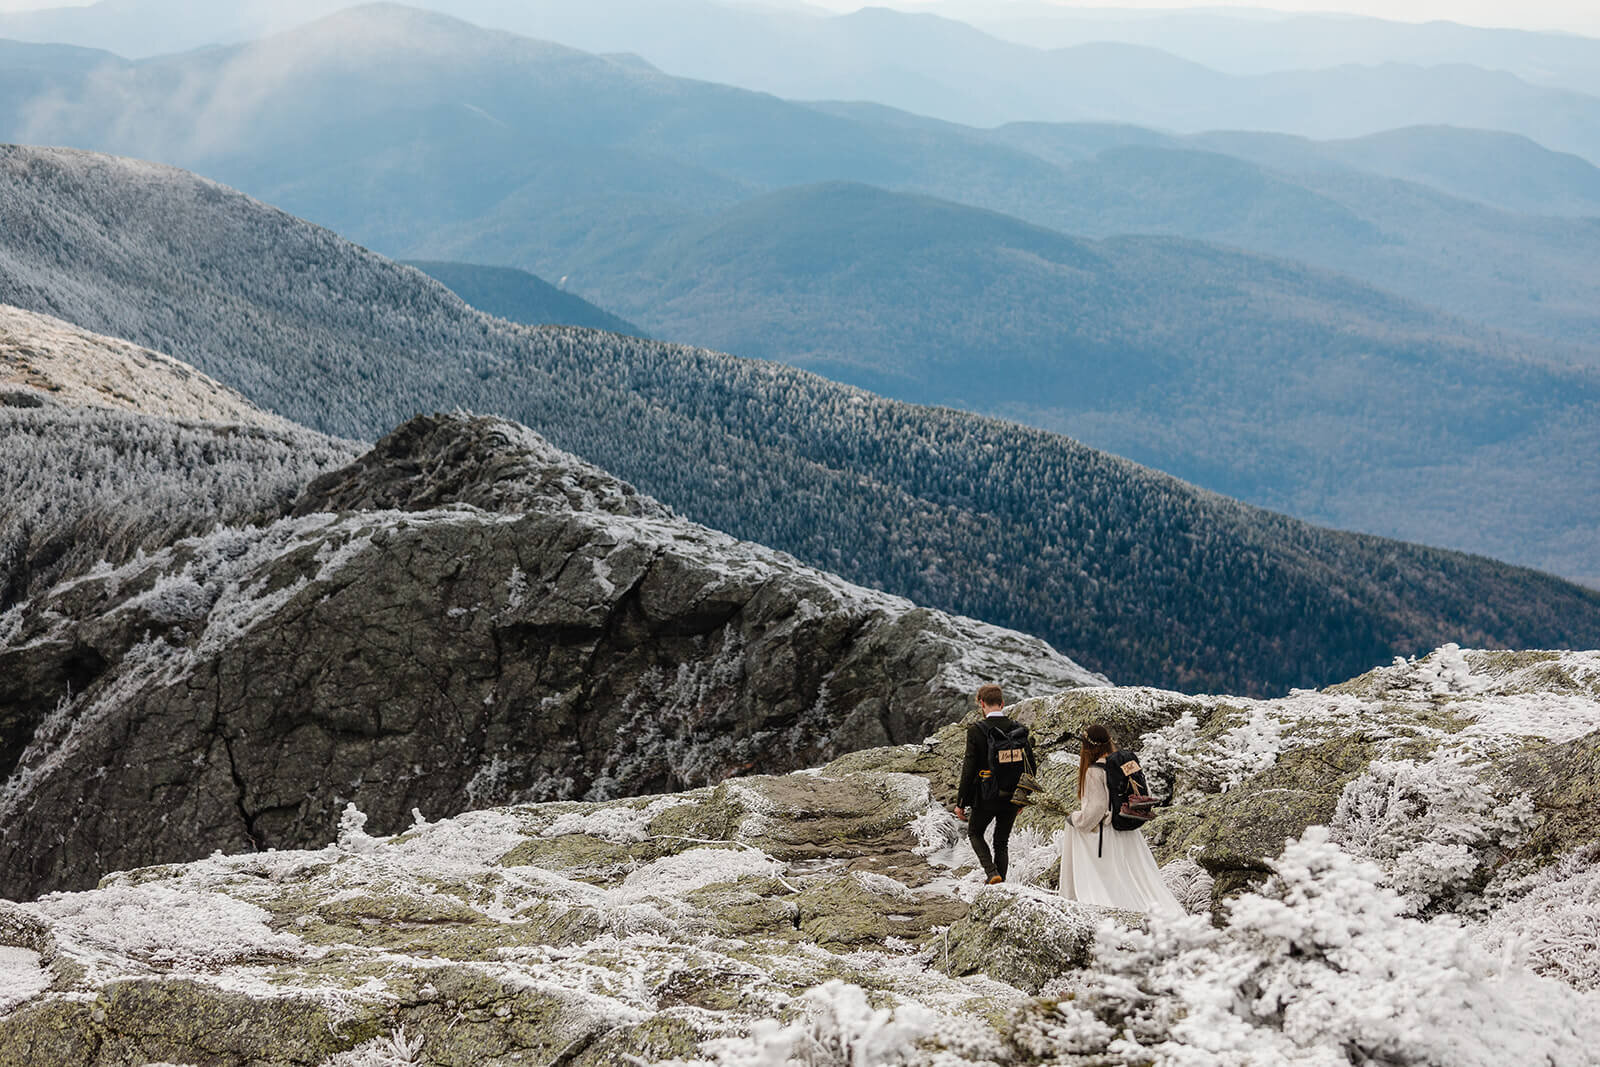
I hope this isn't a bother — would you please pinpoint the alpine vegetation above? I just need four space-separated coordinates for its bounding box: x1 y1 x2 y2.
2 646 1596 1063
3 145 1599 696
0 310 362 607
0 410 1102 900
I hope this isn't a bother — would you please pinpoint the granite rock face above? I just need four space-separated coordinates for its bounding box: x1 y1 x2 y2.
0 414 1104 898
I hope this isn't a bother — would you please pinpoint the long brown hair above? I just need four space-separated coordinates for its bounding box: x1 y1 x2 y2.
1077 723 1114 798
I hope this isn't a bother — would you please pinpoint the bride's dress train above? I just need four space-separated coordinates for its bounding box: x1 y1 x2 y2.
1060 761 1184 917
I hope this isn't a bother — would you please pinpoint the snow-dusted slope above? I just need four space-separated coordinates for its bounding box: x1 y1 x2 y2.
0 303 294 428
2 646 1597 1063
5 144 1599 698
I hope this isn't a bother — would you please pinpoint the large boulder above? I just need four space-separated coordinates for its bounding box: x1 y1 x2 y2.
941 886 1141 993
0 414 1102 898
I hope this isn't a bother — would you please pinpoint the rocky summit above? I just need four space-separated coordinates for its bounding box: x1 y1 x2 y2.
1 646 1597 1065
0 413 1103 901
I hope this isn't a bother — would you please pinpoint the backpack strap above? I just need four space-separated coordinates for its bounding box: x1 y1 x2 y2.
1094 758 1107 858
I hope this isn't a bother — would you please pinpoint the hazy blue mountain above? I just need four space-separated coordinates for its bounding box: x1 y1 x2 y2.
0 39 123 73
977 131 1600 346
6 0 1600 163
4 6 1598 355
1188 126 1600 219
0 0 334 55
429 5 1600 163
8 145 1600 695
3 6 1598 568
404 261 644 336
935 5 1600 97
986 120 1600 220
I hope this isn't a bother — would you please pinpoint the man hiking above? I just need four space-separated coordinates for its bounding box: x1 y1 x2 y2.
954 684 1036 884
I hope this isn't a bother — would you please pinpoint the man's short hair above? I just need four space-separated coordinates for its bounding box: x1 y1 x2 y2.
976 684 1004 708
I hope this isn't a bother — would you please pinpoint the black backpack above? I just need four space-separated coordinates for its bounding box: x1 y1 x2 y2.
979 721 1033 805
1102 750 1158 831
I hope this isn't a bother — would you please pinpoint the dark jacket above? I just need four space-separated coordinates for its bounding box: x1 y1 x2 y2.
957 714 1036 809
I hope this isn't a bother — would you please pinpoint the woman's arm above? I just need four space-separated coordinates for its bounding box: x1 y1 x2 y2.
1070 766 1109 831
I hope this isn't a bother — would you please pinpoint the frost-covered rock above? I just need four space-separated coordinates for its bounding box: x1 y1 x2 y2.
941 886 1136 993
3 757 1596 1065
0 769 1054 1066
0 413 1102 899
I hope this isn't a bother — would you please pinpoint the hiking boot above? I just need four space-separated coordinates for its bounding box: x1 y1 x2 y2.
986 874 1003 885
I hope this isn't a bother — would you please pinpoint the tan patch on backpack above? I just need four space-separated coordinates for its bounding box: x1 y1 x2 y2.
1120 759 1141 776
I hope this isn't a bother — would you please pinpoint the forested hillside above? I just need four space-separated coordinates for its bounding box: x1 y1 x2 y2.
4 145 1598 695
0 400 358 609
562 181 1600 582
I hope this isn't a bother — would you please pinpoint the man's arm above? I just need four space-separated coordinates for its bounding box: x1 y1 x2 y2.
956 724 982 811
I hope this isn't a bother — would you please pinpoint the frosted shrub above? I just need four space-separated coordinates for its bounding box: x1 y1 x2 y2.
0 603 23 646
1333 755 1532 913
1158 857 1215 915
336 803 382 854
128 572 213 624
322 1028 424 1066
1034 828 1600 1066
1005 826 1062 889
1137 704 1284 795
705 981 933 1067
1135 709 1198 798
1479 843 1600 990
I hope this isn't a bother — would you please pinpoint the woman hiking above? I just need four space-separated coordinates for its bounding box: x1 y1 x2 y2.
1060 723 1183 916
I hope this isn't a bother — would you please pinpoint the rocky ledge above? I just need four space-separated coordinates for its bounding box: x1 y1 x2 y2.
0 414 1103 899
2 646 1598 1065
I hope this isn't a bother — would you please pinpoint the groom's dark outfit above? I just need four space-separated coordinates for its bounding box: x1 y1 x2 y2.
957 711 1036 881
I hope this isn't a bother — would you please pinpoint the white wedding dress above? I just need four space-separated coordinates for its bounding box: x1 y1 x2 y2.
1060 762 1184 917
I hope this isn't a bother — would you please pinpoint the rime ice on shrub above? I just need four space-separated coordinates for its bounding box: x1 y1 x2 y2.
1038 828 1600 1066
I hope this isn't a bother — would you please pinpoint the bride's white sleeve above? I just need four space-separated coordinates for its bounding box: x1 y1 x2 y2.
1070 766 1109 831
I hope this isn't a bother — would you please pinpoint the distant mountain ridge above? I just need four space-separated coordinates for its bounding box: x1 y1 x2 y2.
3 144 1599 696
3 7 1598 347
936 5 1600 96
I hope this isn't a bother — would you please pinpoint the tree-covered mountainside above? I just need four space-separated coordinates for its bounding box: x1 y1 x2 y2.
0 399 359 610
405 260 643 336
552 181 1600 584
3 144 1599 696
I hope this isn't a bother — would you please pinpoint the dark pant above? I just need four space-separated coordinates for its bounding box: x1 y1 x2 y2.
968 803 1018 879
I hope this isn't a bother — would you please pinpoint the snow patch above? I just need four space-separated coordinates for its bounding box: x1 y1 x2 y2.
0 946 50 1014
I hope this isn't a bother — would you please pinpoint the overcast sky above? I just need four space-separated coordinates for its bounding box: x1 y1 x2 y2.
0 0 1596 36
